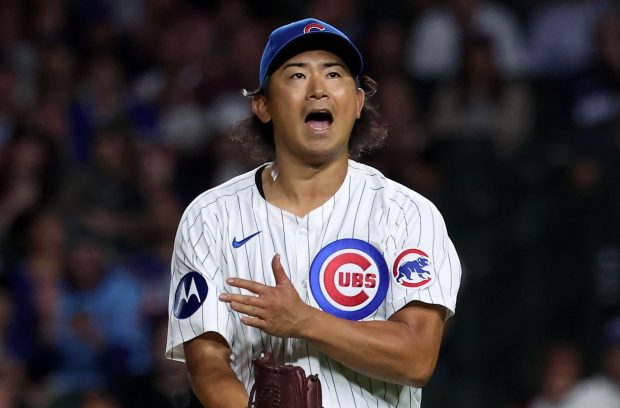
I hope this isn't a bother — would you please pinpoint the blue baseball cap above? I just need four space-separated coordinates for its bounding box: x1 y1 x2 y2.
258 18 364 88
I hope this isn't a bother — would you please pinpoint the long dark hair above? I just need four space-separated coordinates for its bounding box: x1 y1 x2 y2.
230 75 388 162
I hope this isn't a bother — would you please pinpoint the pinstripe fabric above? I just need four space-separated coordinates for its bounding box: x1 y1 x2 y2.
166 160 461 407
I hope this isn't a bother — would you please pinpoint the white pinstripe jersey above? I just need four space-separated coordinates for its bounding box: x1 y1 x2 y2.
166 159 461 407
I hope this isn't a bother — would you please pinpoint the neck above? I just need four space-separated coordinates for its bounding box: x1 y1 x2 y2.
263 154 349 217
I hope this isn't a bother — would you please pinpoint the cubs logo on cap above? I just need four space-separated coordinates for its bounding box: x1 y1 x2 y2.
310 239 389 320
392 249 433 288
304 22 326 33
173 271 209 319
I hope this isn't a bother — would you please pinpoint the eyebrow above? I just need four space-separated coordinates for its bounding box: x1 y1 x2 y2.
281 62 347 70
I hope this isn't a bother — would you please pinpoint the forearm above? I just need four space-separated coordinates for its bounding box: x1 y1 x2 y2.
184 333 248 408
189 364 248 408
299 304 444 387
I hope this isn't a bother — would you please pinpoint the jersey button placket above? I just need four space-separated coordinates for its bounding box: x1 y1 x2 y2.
294 223 310 298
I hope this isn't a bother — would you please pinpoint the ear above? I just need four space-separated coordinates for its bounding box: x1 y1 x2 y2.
355 87 365 119
252 95 272 124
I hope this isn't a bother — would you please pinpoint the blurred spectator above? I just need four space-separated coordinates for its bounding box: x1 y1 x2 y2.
0 133 60 242
0 1 38 113
528 342 582 408
208 132 257 185
50 233 150 399
38 43 78 111
306 0 361 40
136 12 213 151
377 76 428 155
0 62 18 147
405 0 529 80
212 0 252 33
430 34 532 155
133 143 182 319
199 19 265 142
33 0 69 42
528 0 611 77
363 20 408 79
32 43 77 155
97 0 145 33
173 132 258 205
365 75 446 200
135 318 193 408
78 391 122 408
7 209 64 378
69 54 133 162
225 17 267 90
59 125 143 249
0 288 24 408
560 319 620 407
136 143 180 220
571 12 620 129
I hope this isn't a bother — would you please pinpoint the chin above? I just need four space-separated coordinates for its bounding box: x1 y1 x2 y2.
301 145 348 164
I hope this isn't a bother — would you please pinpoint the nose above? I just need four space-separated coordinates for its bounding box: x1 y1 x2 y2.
307 74 328 100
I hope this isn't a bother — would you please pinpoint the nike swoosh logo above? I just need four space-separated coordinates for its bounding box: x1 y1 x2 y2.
232 231 262 248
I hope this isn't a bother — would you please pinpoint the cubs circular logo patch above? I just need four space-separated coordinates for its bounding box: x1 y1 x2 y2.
173 271 208 319
392 249 433 288
310 239 389 320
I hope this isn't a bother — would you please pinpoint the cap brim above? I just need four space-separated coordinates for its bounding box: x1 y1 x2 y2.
266 32 363 79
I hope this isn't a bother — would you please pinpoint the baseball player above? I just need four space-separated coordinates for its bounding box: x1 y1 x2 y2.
166 18 461 408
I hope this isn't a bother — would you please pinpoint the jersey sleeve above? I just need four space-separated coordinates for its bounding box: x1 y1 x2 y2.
386 197 461 319
165 207 233 362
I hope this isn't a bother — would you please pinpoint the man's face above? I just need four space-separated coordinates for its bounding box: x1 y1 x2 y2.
253 49 364 163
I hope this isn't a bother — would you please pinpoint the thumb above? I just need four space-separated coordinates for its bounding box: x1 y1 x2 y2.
271 254 289 285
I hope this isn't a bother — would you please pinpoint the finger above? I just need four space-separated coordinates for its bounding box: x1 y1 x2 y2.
240 316 267 330
226 277 268 295
271 254 290 285
218 293 261 306
230 301 266 319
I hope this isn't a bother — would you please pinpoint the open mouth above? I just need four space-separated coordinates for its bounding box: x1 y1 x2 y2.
305 110 333 132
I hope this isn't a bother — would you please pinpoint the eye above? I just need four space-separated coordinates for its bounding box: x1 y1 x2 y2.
290 72 305 79
327 71 341 79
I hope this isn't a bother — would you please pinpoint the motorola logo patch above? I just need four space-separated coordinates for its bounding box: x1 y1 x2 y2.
173 271 209 319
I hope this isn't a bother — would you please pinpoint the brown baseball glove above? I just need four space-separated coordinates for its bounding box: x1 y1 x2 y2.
247 351 322 408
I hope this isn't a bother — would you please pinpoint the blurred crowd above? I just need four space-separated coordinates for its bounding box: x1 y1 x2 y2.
0 0 619 407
